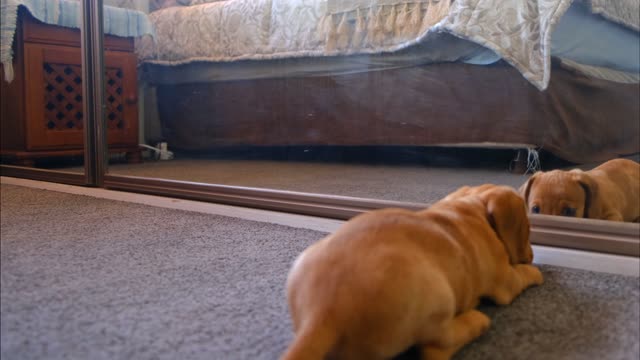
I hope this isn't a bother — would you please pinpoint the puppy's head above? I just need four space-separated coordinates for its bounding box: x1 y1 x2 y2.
519 170 598 219
444 185 534 264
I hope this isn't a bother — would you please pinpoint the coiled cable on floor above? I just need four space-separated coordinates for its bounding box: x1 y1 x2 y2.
139 143 174 161
526 148 541 174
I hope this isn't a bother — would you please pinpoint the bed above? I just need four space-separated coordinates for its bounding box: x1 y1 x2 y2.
137 0 640 164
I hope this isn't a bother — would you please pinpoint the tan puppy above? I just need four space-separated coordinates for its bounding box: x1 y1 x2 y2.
282 185 543 360
519 158 640 222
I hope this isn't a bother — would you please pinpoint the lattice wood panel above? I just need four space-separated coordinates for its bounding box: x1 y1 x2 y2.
43 63 83 131
43 63 125 131
105 67 125 130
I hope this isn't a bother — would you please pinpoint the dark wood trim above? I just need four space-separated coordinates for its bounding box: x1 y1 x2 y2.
1 146 140 159
104 174 639 257
1 147 142 167
0 165 85 186
80 0 107 187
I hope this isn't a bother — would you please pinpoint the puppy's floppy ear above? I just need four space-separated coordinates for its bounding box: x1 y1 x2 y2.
483 188 533 264
518 172 541 204
443 184 495 201
442 186 473 201
571 171 599 219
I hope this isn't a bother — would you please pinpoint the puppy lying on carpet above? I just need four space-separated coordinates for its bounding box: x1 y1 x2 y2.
282 185 542 360
519 158 640 222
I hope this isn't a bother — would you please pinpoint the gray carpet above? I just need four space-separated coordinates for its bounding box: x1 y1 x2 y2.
1 184 639 360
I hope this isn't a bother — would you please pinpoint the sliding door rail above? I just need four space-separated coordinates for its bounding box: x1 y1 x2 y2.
104 174 425 219
104 174 639 257
530 215 640 258
0 165 85 186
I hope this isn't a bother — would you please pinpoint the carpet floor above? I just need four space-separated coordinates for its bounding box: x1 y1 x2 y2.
105 159 527 204
33 149 640 203
1 184 639 360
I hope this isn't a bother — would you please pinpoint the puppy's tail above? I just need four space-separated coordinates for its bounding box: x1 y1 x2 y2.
280 322 338 360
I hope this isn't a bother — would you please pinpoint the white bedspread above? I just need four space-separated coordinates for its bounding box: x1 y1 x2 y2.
137 0 579 90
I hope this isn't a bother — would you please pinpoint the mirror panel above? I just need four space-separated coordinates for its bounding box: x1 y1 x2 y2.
101 0 638 223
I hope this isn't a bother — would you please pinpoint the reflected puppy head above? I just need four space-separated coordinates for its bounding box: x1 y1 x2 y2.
519 170 597 219
442 184 533 264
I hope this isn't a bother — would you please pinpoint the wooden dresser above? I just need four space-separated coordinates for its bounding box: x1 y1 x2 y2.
1 10 141 166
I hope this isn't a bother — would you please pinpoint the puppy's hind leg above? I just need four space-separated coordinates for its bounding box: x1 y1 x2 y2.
420 310 491 360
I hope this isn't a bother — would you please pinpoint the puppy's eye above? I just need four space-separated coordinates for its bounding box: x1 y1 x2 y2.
561 207 577 217
531 205 540 214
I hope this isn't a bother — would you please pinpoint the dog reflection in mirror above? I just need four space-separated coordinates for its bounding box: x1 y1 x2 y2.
519 158 640 222
281 185 542 360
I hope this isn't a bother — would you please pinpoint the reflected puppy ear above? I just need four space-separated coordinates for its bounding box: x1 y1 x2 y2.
571 171 599 219
518 172 541 205
483 188 533 264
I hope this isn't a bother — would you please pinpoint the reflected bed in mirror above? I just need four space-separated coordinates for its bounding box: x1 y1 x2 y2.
135 0 639 164
106 0 639 224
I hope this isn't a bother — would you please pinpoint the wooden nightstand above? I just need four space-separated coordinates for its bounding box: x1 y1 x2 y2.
1 9 141 166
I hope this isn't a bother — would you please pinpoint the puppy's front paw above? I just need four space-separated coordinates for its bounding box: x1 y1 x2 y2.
529 265 544 286
516 264 544 286
467 310 491 337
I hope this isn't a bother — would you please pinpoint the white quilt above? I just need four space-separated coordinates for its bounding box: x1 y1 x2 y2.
137 0 580 90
